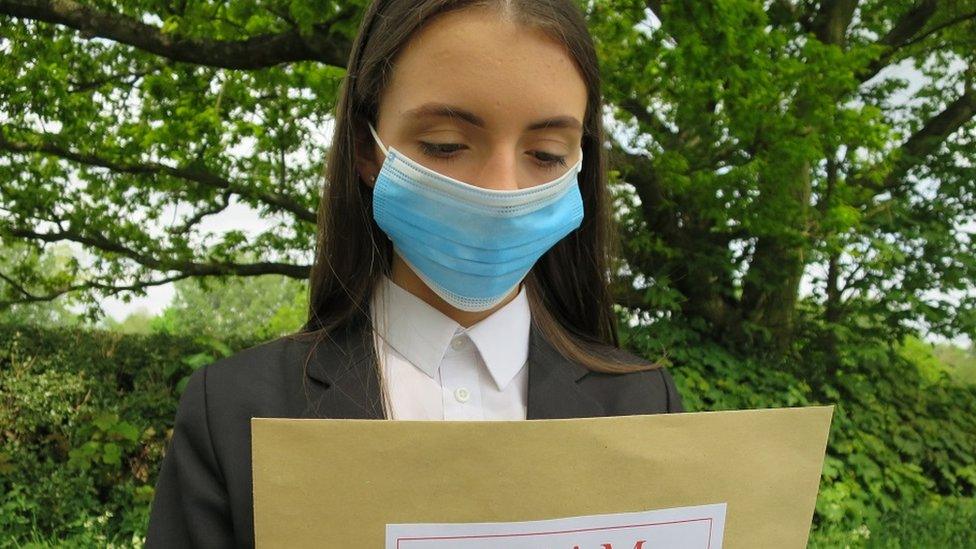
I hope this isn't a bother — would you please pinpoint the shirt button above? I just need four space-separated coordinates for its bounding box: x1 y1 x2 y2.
454 387 470 403
451 337 465 350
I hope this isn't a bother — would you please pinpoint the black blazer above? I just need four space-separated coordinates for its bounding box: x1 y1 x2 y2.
145 318 684 548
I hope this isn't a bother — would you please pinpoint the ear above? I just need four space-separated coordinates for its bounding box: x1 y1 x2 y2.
353 122 382 189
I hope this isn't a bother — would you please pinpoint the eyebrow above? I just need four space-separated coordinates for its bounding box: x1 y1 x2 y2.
404 102 583 132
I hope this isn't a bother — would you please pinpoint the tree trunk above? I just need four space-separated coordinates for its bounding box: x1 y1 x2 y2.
739 160 812 354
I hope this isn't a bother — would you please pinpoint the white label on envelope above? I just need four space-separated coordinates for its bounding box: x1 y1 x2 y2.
386 502 726 548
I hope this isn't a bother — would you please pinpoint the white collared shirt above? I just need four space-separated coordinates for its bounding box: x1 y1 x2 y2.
369 274 531 420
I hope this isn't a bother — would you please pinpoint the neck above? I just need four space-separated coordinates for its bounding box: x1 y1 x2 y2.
390 251 520 328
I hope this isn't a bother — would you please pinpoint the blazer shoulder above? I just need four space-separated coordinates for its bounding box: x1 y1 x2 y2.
582 346 685 414
205 334 312 383
199 334 318 419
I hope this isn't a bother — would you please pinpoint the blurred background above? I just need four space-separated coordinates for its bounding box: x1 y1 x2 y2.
0 1 974 546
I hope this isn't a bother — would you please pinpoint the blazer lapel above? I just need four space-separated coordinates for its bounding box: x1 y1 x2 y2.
304 315 606 420
303 318 385 419
524 322 606 419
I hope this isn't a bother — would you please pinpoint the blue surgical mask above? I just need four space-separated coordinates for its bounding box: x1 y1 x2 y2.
367 122 585 312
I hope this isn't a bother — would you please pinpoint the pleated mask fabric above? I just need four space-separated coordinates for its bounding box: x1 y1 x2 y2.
368 122 585 312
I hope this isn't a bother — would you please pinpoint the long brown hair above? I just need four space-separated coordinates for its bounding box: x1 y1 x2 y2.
295 0 667 414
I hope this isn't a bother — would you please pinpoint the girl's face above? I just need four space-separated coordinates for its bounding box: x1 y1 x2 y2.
359 8 588 191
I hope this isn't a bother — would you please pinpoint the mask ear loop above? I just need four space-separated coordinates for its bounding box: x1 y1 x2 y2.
365 121 396 418
368 122 388 158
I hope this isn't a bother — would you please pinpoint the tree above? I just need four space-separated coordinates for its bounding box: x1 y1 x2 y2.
101 304 157 334
0 238 84 326
595 0 975 359
149 273 306 342
1 0 973 361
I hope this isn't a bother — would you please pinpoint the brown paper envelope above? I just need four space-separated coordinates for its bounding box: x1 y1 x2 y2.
252 405 833 548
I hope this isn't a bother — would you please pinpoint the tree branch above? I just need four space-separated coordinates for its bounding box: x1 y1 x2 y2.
855 86 976 198
3 225 312 279
67 68 157 94
810 0 860 46
897 10 976 50
0 127 317 223
616 98 677 149
166 191 233 236
882 87 976 190
0 269 191 308
644 0 680 44
858 0 940 83
0 0 353 69
768 0 814 33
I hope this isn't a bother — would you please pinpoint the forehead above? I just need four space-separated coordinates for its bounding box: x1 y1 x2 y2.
379 8 587 130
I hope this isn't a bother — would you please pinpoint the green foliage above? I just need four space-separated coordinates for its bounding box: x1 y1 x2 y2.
897 334 957 385
808 495 976 548
619 302 976 536
0 312 972 544
933 341 976 386
149 274 307 343
1 0 974 545
68 412 144 471
0 322 257 546
1 0 973 355
0 240 85 326
591 0 976 355
102 307 158 335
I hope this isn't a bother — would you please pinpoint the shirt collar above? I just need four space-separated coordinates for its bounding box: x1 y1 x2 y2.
370 274 531 391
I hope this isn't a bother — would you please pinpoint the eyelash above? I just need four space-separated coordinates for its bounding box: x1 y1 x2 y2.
418 142 569 171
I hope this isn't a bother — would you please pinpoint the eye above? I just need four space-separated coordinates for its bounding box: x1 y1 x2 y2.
418 141 466 163
419 141 569 172
529 151 569 172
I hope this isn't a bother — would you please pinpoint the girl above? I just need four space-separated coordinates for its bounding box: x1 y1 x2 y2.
147 1 684 546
